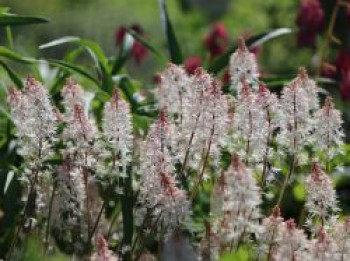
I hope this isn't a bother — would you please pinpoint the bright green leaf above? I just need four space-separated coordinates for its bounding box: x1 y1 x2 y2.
0 60 24 89
0 13 49 26
159 0 183 64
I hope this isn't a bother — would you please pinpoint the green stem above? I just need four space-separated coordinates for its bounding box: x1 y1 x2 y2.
88 201 106 243
316 0 341 76
45 182 57 252
277 154 295 206
6 26 14 49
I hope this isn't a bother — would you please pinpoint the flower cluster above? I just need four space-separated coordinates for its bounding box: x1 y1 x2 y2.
7 75 56 162
6 36 349 261
305 162 339 229
215 155 261 250
313 96 344 159
229 38 259 89
156 64 229 171
7 77 134 255
136 111 190 237
101 89 133 179
91 234 119 261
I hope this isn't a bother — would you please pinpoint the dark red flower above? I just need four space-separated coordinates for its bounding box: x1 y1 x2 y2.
184 56 202 75
115 24 148 66
204 23 229 59
296 0 324 48
115 26 127 46
320 63 337 79
297 31 318 48
340 71 350 101
336 49 350 101
336 49 350 75
132 41 148 65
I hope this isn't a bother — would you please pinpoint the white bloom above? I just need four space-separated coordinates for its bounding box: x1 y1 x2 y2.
305 162 339 227
137 112 190 238
274 219 308 261
229 37 259 91
102 90 133 177
307 227 338 261
61 78 85 114
229 79 261 163
313 96 344 159
63 104 96 150
332 218 350 260
157 66 229 171
52 156 86 235
259 206 284 257
155 63 191 117
217 155 261 248
278 78 311 154
294 67 319 110
7 76 56 161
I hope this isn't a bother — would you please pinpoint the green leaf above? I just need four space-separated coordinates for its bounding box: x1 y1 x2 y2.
249 28 292 49
0 14 49 26
293 182 306 201
220 245 252 261
0 7 10 14
40 37 109 71
45 59 99 85
0 46 35 64
315 77 337 85
0 60 24 89
159 0 183 64
40 36 113 94
49 47 85 94
112 32 134 75
39 36 80 49
113 75 139 108
208 28 292 74
127 29 167 64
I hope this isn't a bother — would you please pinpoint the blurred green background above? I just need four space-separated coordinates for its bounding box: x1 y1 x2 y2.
1 0 306 82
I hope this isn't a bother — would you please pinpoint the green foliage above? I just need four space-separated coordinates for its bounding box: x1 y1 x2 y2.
219 245 252 261
159 0 183 64
208 28 292 74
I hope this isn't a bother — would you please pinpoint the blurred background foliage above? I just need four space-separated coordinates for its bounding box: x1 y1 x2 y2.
0 0 301 80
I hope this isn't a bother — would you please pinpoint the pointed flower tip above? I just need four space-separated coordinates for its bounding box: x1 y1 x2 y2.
324 96 334 109
66 77 77 86
311 161 321 174
286 218 296 230
272 205 281 218
7 87 21 104
298 67 308 79
111 89 120 103
237 37 247 52
25 74 36 86
231 154 243 170
194 67 204 77
258 83 270 95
